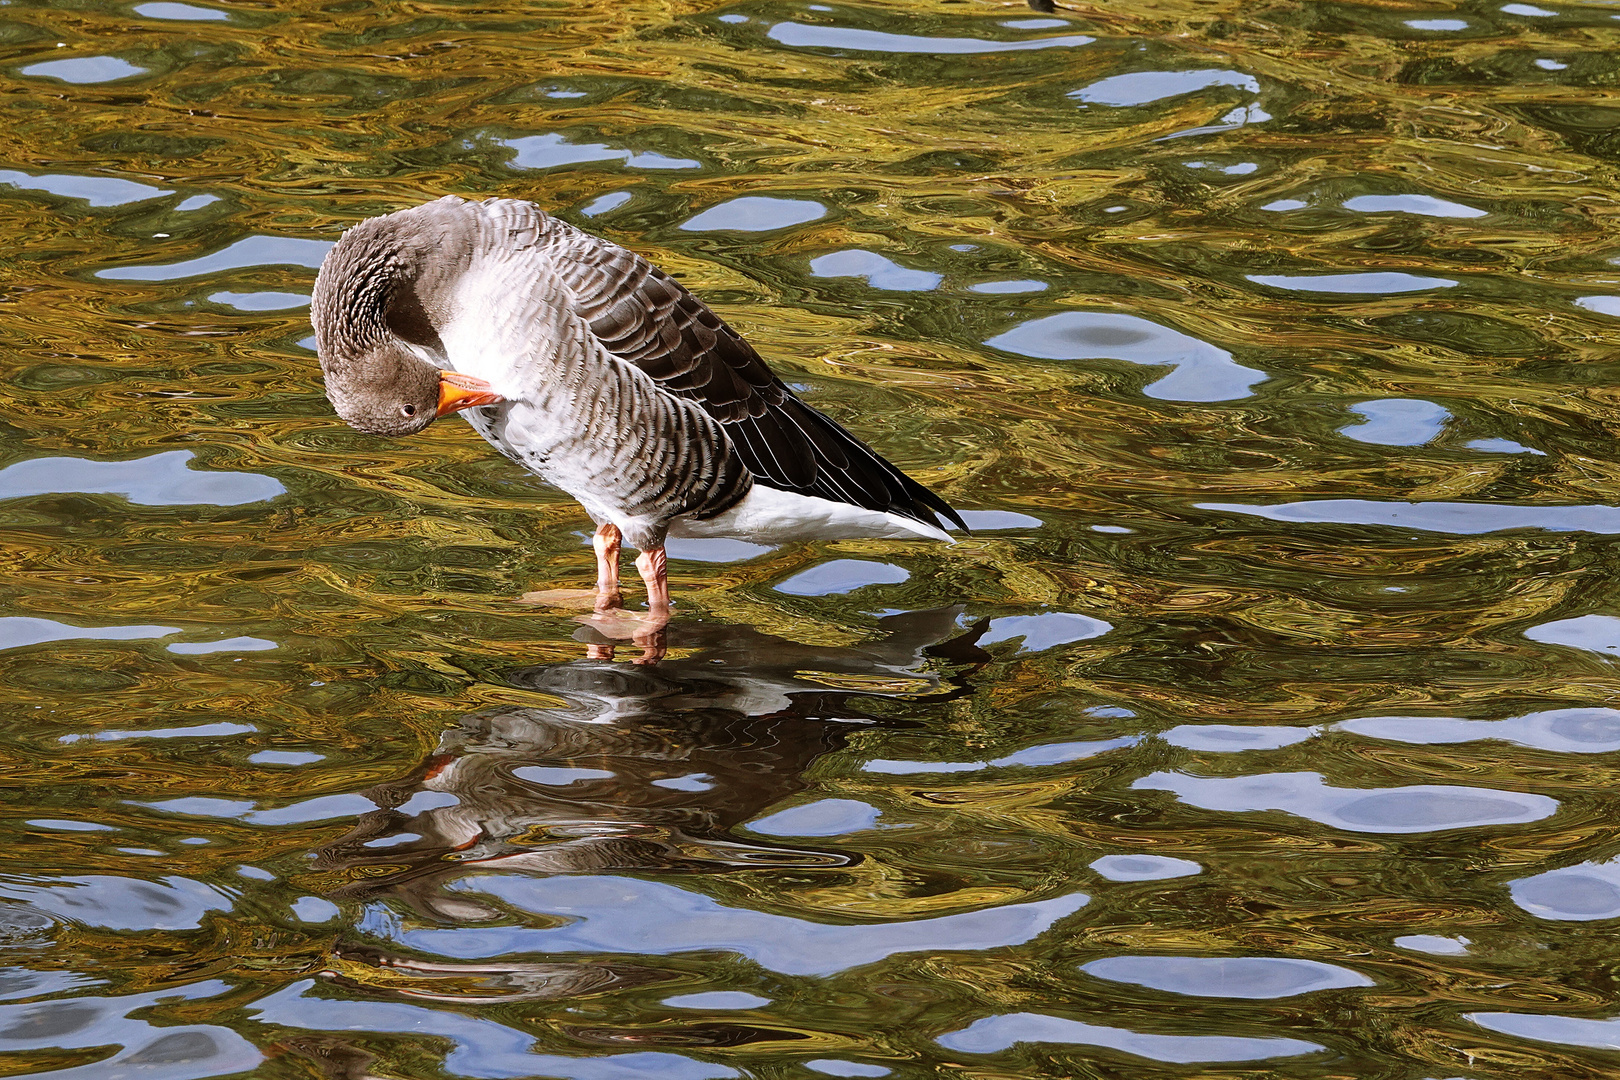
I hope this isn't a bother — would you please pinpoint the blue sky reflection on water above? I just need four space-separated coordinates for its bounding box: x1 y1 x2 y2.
392 876 1090 977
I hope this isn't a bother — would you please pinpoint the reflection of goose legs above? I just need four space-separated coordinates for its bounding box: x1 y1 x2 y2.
583 617 667 665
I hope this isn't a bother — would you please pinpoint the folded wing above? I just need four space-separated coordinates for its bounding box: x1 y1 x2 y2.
537 216 965 532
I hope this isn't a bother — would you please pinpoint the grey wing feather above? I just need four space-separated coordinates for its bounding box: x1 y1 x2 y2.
536 215 965 532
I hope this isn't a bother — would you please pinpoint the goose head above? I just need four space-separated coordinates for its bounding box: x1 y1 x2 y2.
322 344 499 438
312 198 503 438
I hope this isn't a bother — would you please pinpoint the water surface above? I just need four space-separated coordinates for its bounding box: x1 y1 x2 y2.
2 0 1620 1077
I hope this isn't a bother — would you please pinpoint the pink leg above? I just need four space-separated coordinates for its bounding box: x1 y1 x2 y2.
634 547 670 614
631 547 670 664
592 523 622 612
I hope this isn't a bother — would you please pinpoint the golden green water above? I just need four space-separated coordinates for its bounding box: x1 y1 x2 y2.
4 0 1620 1076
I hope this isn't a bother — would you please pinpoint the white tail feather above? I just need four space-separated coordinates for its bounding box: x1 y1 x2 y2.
668 484 953 545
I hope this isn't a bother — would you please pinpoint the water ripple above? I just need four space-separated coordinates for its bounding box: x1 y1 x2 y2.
96 236 331 280
1090 855 1201 881
19 56 145 83
1070 69 1260 107
1081 955 1373 998
1511 859 1620 921
985 311 1265 402
1134 771 1558 833
393 876 1087 977
505 132 701 172
0 876 231 931
0 979 261 1080
1200 500 1620 534
249 980 738 1080
767 22 1093 55
0 169 172 207
1337 708 1620 753
937 1012 1324 1062
681 197 825 232
0 450 285 506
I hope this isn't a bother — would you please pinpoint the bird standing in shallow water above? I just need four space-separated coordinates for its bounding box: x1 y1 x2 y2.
312 196 965 643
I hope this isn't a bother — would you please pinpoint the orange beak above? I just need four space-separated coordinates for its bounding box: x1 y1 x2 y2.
435 370 504 417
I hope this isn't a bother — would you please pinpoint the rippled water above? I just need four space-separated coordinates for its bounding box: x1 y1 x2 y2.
5 0 1620 1076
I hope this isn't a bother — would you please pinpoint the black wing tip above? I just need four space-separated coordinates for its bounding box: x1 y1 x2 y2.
787 400 967 533
898 475 969 535
937 502 971 535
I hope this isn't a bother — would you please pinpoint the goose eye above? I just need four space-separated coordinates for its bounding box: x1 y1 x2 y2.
400 403 417 417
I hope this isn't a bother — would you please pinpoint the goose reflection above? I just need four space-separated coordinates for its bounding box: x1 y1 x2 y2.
313 607 983 1000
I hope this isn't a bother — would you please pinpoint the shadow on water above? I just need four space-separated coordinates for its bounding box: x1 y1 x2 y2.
311 608 985 1002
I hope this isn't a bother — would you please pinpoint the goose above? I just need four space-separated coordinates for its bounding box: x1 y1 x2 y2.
311 196 965 625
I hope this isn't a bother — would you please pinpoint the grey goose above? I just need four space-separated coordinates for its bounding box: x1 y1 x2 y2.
312 196 964 627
